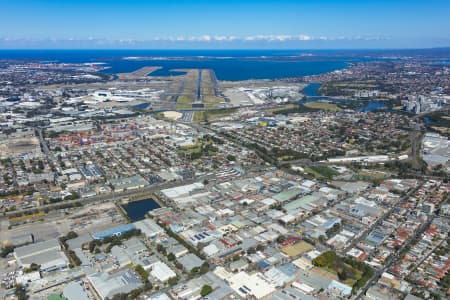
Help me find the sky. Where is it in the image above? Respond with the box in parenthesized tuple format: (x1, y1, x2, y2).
(0, 0, 449, 49)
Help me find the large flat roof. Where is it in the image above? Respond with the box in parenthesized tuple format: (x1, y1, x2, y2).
(14, 238, 60, 259)
(63, 282, 90, 300)
(91, 224, 136, 240)
(150, 261, 177, 282)
(228, 271, 276, 299)
(134, 219, 163, 237)
(161, 182, 204, 199)
(88, 269, 143, 300)
(178, 253, 203, 271)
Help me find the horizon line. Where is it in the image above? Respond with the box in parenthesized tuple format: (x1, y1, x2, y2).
(0, 46, 450, 51)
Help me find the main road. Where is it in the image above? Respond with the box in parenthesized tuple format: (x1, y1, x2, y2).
(3, 162, 269, 218)
(3, 177, 200, 218)
(353, 188, 447, 300)
(353, 213, 437, 300)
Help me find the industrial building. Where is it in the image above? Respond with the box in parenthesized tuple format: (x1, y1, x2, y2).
(14, 239, 68, 272)
(150, 261, 177, 282)
(63, 281, 90, 300)
(87, 268, 143, 300)
(177, 253, 203, 272)
(134, 219, 164, 239)
(91, 223, 136, 240)
(109, 175, 148, 192)
(226, 270, 276, 299)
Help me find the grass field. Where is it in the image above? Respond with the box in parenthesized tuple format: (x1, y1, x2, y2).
(193, 108, 238, 122)
(304, 101, 341, 111)
(201, 70, 221, 103)
(207, 108, 237, 118)
(203, 95, 224, 104)
(355, 170, 388, 181)
(193, 111, 206, 122)
(177, 95, 194, 103)
(178, 139, 218, 159)
(305, 165, 339, 180)
(179, 143, 202, 154)
(264, 103, 298, 114)
(313, 251, 374, 292)
(174, 103, 192, 109)
(265, 103, 324, 115)
(171, 69, 198, 107)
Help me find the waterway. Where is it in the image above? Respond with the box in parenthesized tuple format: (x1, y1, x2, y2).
(0, 49, 350, 81)
(132, 102, 151, 110)
(122, 198, 161, 222)
(299, 83, 387, 112)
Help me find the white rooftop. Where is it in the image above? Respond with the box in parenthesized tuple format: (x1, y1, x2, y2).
(228, 271, 276, 299)
(161, 182, 204, 199)
(150, 261, 176, 282)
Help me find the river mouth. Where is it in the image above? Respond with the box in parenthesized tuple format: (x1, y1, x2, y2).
(122, 199, 161, 222)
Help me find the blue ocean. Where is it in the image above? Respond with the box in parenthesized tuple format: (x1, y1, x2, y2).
(0, 49, 351, 81)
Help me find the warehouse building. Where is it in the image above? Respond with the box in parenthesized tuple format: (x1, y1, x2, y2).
(91, 224, 136, 240)
(63, 281, 90, 300)
(14, 239, 68, 272)
(150, 261, 177, 282)
(227, 271, 276, 299)
(3, 232, 34, 247)
(161, 182, 204, 199)
(87, 268, 143, 300)
(134, 219, 164, 239)
(178, 253, 203, 272)
(109, 175, 148, 192)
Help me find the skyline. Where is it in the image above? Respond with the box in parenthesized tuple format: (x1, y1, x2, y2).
(0, 0, 450, 49)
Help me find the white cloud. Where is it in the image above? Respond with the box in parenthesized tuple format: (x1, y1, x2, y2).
(0, 34, 390, 45)
(243, 35, 312, 41)
(143, 34, 384, 42)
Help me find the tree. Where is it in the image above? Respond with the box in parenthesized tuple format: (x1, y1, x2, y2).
(312, 251, 337, 268)
(200, 262, 209, 274)
(168, 276, 179, 286)
(25, 263, 41, 273)
(67, 250, 81, 266)
(276, 235, 286, 244)
(167, 253, 176, 261)
(89, 240, 101, 253)
(37, 160, 45, 170)
(144, 281, 153, 292)
(157, 244, 166, 254)
(0, 245, 15, 258)
(15, 284, 28, 300)
(105, 239, 122, 253)
(66, 231, 78, 239)
(200, 285, 213, 297)
(226, 154, 236, 161)
(135, 265, 149, 282)
(111, 293, 128, 300)
(128, 289, 142, 299)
